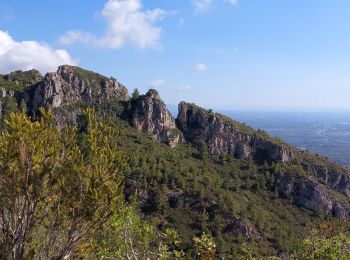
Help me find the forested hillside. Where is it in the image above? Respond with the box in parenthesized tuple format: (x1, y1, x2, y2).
(1, 65, 350, 259)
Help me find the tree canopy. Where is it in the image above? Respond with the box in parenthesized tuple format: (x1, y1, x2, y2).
(0, 108, 125, 259)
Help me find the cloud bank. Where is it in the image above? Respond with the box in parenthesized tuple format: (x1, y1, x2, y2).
(0, 31, 75, 74)
(59, 0, 165, 49)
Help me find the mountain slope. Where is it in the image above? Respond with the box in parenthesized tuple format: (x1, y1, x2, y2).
(1, 65, 350, 256)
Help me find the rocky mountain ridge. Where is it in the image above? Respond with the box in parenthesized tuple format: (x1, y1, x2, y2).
(1, 65, 350, 220)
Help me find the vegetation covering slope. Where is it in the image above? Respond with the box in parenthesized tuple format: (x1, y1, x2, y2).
(99, 113, 345, 256)
(1, 66, 350, 259)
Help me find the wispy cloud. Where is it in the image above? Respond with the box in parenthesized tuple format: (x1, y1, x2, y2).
(59, 0, 166, 49)
(192, 0, 213, 13)
(150, 78, 165, 87)
(0, 31, 76, 74)
(196, 63, 208, 72)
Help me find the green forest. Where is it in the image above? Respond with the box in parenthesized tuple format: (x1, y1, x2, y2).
(0, 107, 349, 259)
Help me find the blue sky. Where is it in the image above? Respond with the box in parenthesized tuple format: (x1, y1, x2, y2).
(1, 0, 350, 111)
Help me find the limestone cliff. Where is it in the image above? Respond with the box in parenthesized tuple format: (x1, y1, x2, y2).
(31, 65, 129, 112)
(130, 89, 183, 148)
(176, 101, 294, 162)
(277, 172, 348, 218)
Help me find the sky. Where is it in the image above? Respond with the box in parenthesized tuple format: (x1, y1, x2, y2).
(1, 0, 350, 111)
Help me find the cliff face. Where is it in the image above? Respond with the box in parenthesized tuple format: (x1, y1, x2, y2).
(277, 172, 348, 218)
(130, 89, 183, 148)
(312, 162, 350, 198)
(31, 65, 129, 112)
(176, 101, 294, 163)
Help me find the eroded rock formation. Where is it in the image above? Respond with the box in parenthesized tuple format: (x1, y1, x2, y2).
(130, 89, 183, 148)
(176, 101, 294, 162)
(277, 172, 349, 218)
(32, 65, 129, 112)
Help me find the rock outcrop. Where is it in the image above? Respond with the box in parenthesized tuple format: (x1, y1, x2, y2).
(31, 65, 129, 112)
(309, 161, 350, 199)
(176, 101, 294, 162)
(277, 172, 349, 218)
(130, 89, 183, 147)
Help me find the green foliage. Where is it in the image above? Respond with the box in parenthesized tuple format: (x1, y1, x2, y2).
(296, 220, 350, 260)
(297, 234, 350, 260)
(131, 88, 140, 99)
(158, 229, 185, 259)
(0, 70, 42, 92)
(0, 108, 125, 259)
(193, 232, 216, 260)
(231, 243, 254, 260)
(1, 96, 19, 123)
(90, 206, 156, 259)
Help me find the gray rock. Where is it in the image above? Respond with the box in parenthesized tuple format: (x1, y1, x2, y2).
(32, 65, 129, 111)
(130, 89, 183, 147)
(21, 65, 129, 128)
(310, 162, 350, 199)
(277, 172, 349, 218)
(32, 65, 129, 112)
(0, 88, 6, 98)
(176, 101, 294, 162)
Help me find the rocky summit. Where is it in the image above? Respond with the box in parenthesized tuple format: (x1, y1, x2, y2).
(1, 65, 350, 255)
(130, 89, 183, 148)
(32, 65, 129, 112)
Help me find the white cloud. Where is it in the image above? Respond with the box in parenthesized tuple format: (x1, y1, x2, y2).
(225, 0, 238, 5)
(0, 31, 76, 74)
(196, 63, 208, 72)
(58, 31, 94, 45)
(151, 78, 165, 87)
(59, 0, 165, 49)
(171, 85, 192, 91)
(192, 0, 213, 13)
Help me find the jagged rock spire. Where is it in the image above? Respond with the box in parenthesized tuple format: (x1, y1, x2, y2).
(130, 89, 183, 148)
